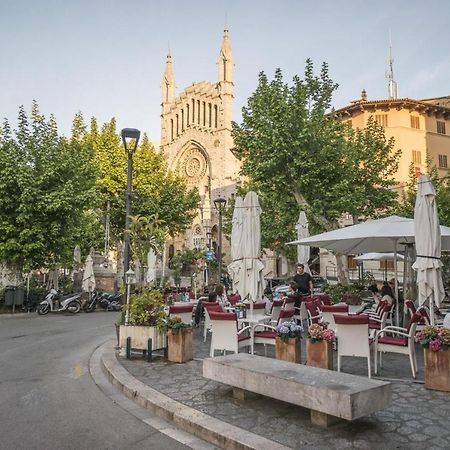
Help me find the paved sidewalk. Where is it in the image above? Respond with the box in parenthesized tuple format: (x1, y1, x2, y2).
(112, 327, 450, 450)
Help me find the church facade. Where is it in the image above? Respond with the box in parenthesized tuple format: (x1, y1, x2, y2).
(160, 27, 241, 260)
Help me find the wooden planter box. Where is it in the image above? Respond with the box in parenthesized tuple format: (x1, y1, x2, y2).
(275, 336, 301, 363)
(167, 328, 193, 363)
(425, 348, 450, 392)
(119, 325, 167, 351)
(307, 340, 333, 370)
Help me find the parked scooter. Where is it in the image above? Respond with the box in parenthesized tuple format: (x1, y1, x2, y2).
(98, 292, 123, 311)
(37, 289, 81, 315)
(82, 290, 102, 313)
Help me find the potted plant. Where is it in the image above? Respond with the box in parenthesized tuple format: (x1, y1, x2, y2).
(275, 321, 303, 363)
(416, 325, 450, 391)
(166, 316, 193, 363)
(119, 287, 167, 352)
(306, 323, 336, 369)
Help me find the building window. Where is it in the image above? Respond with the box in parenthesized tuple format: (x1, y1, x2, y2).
(186, 104, 190, 126)
(375, 114, 388, 127)
(410, 115, 420, 129)
(176, 114, 179, 136)
(347, 256, 357, 270)
(192, 99, 195, 124)
(170, 119, 173, 141)
(412, 150, 422, 165)
(181, 109, 184, 131)
(197, 100, 200, 124)
(208, 103, 212, 127)
(203, 101, 206, 126)
(439, 154, 448, 169)
(437, 121, 446, 135)
(214, 105, 218, 128)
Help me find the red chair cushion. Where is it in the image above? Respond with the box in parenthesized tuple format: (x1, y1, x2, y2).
(378, 336, 408, 346)
(322, 304, 348, 313)
(238, 335, 251, 342)
(169, 304, 194, 314)
(368, 320, 381, 330)
(334, 314, 369, 325)
(209, 311, 236, 321)
(279, 309, 295, 320)
(272, 300, 284, 307)
(228, 294, 241, 305)
(252, 302, 266, 309)
(254, 330, 277, 339)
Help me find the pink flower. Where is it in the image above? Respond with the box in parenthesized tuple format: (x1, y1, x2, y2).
(429, 339, 442, 352)
(322, 329, 336, 342)
(415, 331, 424, 343)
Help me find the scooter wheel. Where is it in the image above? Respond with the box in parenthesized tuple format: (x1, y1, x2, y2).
(37, 304, 50, 315)
(67, 301, 81, 314)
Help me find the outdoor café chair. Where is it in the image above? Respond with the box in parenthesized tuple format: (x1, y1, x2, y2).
(268, 299, 284, 325)
(209, 311, 252, 357)
(252, 309, 296, 355)
(405, 300, 426, 330)
(374, 312, 422, 378)
(321, 304, 348, 334)
(203, 302, 223, 342)
(334, 314, 372, 378)
(227, 293, 241, 305)
(417, 305, 444, 326)
(306, 301, 322, 326)
(168, 303, 194, 325)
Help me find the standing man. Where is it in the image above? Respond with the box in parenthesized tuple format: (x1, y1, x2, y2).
(293, 264, 313, 296)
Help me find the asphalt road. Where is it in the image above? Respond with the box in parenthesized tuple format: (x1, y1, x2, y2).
(0, 312, 190, 450)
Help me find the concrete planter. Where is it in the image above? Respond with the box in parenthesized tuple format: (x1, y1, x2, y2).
(119, 325, 167, 351)
(275, 336, 301, 363)
(167, 328, 193, 363)
(307, 340, 333, 370)
(425, 348, 450, 392)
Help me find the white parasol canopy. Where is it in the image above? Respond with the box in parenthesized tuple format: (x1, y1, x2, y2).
(146, 248, 157, 284)
(412, 175, 445, 325)
(295, 211, 311, 274)
(241, 192, 265, 308)
(288, 215, 450, 253)
(227, 196, 245, 293)
(82, 255, 96, 293)
(354, 253, 405, 261)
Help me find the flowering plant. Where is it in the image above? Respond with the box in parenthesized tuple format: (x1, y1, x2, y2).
(276, 321, 303, 343)
(415, 325, 450, 352)
(307, 323, 336, 343)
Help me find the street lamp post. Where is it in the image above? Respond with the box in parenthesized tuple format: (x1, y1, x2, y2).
(206, 230, 213, 287)
(121, 128, 141, 285)
(124, 268, 136, 326)
(213, 197, 227, 285)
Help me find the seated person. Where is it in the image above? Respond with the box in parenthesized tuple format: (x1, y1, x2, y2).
(194, 291, 218, 326)
(380, 284, 395, 306)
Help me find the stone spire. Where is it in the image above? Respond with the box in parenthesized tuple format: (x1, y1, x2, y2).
(217, 25, 234, 131)
(217, 25, 233, 85)
(161, 50, 175, 106)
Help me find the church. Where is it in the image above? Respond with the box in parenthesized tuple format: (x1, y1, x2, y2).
(160, 27, 241, 263)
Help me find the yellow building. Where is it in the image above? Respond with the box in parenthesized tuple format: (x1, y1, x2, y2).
(336, 93, 450, 185)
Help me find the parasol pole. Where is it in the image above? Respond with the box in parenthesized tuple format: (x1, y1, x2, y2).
(394, 240, 399, 326)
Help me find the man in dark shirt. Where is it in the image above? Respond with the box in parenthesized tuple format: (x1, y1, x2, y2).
(293, 264, 313, 296)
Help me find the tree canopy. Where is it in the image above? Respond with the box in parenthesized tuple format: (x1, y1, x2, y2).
(232, 61, 401, 257)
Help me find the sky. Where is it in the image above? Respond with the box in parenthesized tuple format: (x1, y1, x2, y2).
(1, 0, 450, 142)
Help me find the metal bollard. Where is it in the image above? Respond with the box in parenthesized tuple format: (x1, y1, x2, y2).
(126, 336, 131, 359)
(147, 338, 153, 362)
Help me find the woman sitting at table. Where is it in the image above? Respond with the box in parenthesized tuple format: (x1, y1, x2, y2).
(216, 284, 229, 308)
(380, 283, 395, 306)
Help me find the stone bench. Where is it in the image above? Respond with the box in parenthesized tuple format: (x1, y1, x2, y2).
(203, 353, 391, 427)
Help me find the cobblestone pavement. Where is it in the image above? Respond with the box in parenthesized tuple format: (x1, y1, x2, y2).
(119, 326, 450, 450)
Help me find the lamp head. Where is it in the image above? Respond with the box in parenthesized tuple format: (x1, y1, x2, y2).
(213, 197, 227, 212)
(121, 128, 141, 154)
(125, 268, 136, 285)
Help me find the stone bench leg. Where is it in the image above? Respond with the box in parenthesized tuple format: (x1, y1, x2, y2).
(310, 410, 341, 428)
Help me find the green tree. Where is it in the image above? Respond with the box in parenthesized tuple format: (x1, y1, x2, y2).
(0, 103, 99, 278)
(232, 62, 401, 278)
(90, 120, 200, 259)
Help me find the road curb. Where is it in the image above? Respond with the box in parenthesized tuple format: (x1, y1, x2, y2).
(99, 341, 290, 450)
